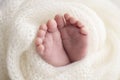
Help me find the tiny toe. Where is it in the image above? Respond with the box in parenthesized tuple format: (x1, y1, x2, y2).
(35, 38, 43, 46)
(64, 13, 71, 21)
(47, 19, 57, 32)
(55, 14, 65, 29)
(40, 24, 47, 31)
(69, 17, 77, 25)
(37, 30, 46, 39)
(37, 44, 45, 55)
(76, 21, 84, 28)
(80, 27, 88, 35)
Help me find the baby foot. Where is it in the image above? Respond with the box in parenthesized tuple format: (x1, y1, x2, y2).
(35, 19, 70, 67)
(55, 13, 88, 62)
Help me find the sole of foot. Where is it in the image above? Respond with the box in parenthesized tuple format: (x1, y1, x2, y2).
(35, 19, 70, 67)
(55, 13, 88, 62)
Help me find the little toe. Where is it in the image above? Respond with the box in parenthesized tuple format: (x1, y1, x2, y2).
(36, 44, 45, 55)
(47, 19, 58, 33)
(55, 14, 65, 29)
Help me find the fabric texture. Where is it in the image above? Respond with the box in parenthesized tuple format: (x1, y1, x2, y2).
(0, 0, 120, 80)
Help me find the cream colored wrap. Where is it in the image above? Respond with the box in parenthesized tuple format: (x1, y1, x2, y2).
(0, 0, 120, 80)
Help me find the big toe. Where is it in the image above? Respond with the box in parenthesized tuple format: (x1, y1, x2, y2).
(47, 19, 58, 33)
(55, 14, 65, 29)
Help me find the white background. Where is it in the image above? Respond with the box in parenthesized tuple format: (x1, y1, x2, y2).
(111, 0, 120, 7)
(0, 0, 120, 7)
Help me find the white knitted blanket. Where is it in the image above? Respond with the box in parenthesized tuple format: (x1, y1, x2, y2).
(0, 0, 120, 80)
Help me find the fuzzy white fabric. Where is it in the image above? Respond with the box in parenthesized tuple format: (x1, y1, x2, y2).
(0, 0, 120, 80)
